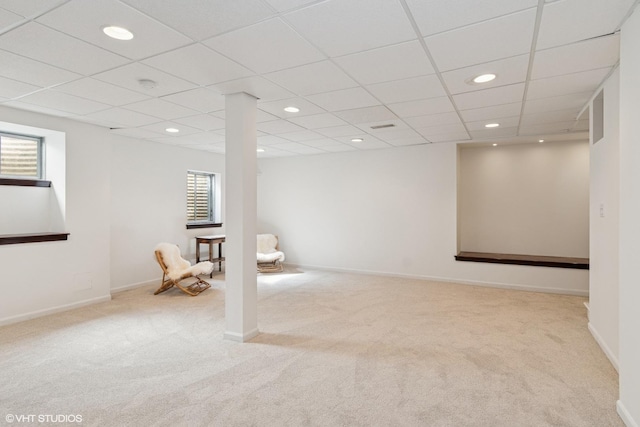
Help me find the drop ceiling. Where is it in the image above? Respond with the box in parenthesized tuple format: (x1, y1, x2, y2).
(0, 0, 637, 157)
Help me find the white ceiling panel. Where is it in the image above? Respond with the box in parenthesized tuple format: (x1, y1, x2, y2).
(531, 34, 620, 80)
(284, 0, 416, 57)
(416, 123, 468, 137)
(0, 0, 66, 18)
(109, 127, 166, 140)
(0, 7, 22, 27)
(335, 106, 398, 125)
(469, 126, 518, 139)
(16, 91, 111, 115)
(258, 98, 326, 119)
(211, 76, 294, 102)
(425, 9, 536, 72)
(139, 121, 202, 137)
(523, 91, 592, 115)
(537, 0, 636, 50)
(93, 62, 197, 97)
(519, 121, 577, 135)
(320, 144, 357, 153)
(366, 75, 447, 104)
(0, 22, 128, 75)
(386, 137, 429, 147)
(204, 18, 325, 74)
(0, 49, 81, 87)
(441, 54, 530, 95)
(82, 107, 161, 128)
(257, 119, 305, 134)
(527, 67, 612, 100)
(143, 44, 254, 86)
(302, 138, 343, 148)
(264, 60, 357, 96)
(453, 83, 525, 110)
(258, 135, 293, 146)
(466, 116, 520, 131)
(427, 132, 471, 143)
(404, 112, 463, 129)
(288, 113, 347, 129)
(315, 125, 364, 138)
(122, 98, 199, 120)
(262, 0, 319, 13)
(387, 96, 456, 118)
(0, 76, 40, 99)
(355, 119, 410, 135)
(405, 0, 537, 37)
(306, 87, 380, 112)
(212, 109, 281, 123)
(53, 78, 150, 106)
(3, 100, 74, 117)
(344, 137, 391, 150)
(459, 102, 523, 122)
(36, 0, 192, 60)
(520, 109, 581, 125)
(121, 0, 275, 41)
(160, 88, 225, 114)
(373, 128, 422, 141)
(333, 40, 435, 85)
(278, 130, 324, 142)
(173, 114, 226, 131)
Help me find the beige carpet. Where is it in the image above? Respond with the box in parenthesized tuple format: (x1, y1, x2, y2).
(0, 269, 622, 427)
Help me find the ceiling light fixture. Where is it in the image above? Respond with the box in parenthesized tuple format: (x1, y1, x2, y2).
(284, 106, 300, 113)
(351, 138, 364, 142)
(165, 128, 180, 133)
(538, 139, 545, 143)
(138, 79, 157, 90)
(492, 143, 498, 147)
(485, 123, 500, 128)
(472, 73, 497, 84)
(102, 26, 134, 41)
(257, 148, 265, 152)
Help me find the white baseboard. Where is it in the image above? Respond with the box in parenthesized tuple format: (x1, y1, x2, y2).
(287, 263, 589, 296)
(0, 295, 112, 327)
(111, 278, 158, 294)
(223, 328, 259, 342)
(618, 400, 639, 427)
(588, 322, 619, 372)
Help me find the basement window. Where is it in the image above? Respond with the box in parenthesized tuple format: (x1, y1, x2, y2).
(0, 132, 44, 180)
(186, 170, 222, 229)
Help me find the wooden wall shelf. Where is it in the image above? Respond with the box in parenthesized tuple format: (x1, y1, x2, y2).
(0, 232, 69, 245)
(455, 251, 589, 270)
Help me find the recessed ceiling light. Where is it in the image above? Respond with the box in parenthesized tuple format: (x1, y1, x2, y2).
(538, 139, 545, 143)
(165, 128, 180, 133)
(468, 73, 497, 85)
(492, 143, 498, 147)
(256, 148, 265, 152)
(485, 123, 500, 128)
(102, 26, 134, 41)
(284, 106, 300, 113)
(351, 138, 364, 142)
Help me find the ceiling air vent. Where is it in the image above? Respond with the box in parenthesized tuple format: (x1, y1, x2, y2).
(370, 124, 395, 130)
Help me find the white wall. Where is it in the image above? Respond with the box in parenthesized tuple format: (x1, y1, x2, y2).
(258, 143, 588, 295)
(618, 6, 640, 426)
(459, 141, 589, 257)
(589, 68, 620, 371)
(109, 139, 225, 291)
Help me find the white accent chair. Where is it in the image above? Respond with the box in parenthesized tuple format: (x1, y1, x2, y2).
(257, 234, 285, 273)
(154, 242, 213, 296)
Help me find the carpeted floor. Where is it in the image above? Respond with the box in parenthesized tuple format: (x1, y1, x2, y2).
(0, 268, 622, 427)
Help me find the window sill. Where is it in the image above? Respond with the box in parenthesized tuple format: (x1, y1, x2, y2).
(0, 178, 51, 187)
(455, 251, 589, 270)
(0, 232, 70, 245)
(186, 222, 223, 230)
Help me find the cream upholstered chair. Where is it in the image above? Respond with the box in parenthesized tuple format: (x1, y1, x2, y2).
(154, 243, 213, 296)
(257, 234, 285, 273)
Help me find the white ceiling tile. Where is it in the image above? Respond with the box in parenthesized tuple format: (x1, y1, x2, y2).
(520, 109, 580, 125)
(346, 137, 391, 150)
(264, 60, 357, 96)
(519, 121, 578, 135)
(427, 132, 471, 143)
(53, 78, 150, 106)
(121, 0, 275, 41)
(0, 76, 40, 99)
(36, 0, 192, 60)
(17, 90, 111, 115)
(366, 75, 446, 104)
(82, 107, 161, 128)
(320, 144, 357, 153)
(258, 98, 326, 118)
(453, 83, 525, 110)
(109, 127, 165, 140)
(333, 40, 435, 85)
(257, 119, 305, 134)
(0, 22, 128, 75)
(469, 126, 518, 139)
(173, 114, 226, 131)
(355, 119, 410, 135)
(262, 0, 318, 12)
(0, 7, 22, 28)
(537, 0, 636, 50)
(123, 98, 199, 120)
(286, 145, 325, 155)
(523, 92, 592, 115)
(306, 87, 380, 111)
(0, 0, 66, 18)
(334, 106, 398, 124)
(373, 128, 422, 141)
(531, 34, 620, 79)
(425, 9, 536, 72)
(271, 141, 316, 152)
(284, 0, 416, 57)
(441, 54, 529, 95)
(404, 112, 463, 129)
(278, 130, 324, 142)
(405, 0, 537, 36)
(211, 76, 294, 102)
(139, 121, 202, 137)
(416, 123, 468, 137)
(459, 102, 523, 122)
(143, 44, 253, 86)
(302, 138, 343, 148)
(212, 109, 281, 123)
(315, 125, 364, 138)
(204, 18, 325, 74)
(180, 132, 226, 144)
(3, 100, 75, 117)
(387, 96, 456, 118)
(287, 113, 347, 129)
(527, 67, 611, 100)
(386, 137, 429, 147)
(0, 49, 81, 87)
(257, 135, 293, 146)
(93, 62, 197, 97)
(465, 116, 520, 131)
(160, 88, 225, 113)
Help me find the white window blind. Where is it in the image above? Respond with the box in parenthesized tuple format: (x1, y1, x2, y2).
(187, 171, 215, 222)
(0, 133, 42, 178)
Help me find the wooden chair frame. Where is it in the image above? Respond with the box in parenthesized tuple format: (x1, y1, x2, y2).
(257, 235, 285, 273)
(154, 250, 211, 296)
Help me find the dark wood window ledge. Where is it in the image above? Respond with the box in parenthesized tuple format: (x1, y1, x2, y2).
(455, 251, 589, 270)
(0, 178, 51, 187)
(186, 222, 222, 230)
(0, 232, 70, 245)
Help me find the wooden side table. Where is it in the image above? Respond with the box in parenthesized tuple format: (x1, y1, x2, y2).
(196, 235, 225, 278)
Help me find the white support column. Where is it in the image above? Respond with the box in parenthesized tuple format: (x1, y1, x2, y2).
(223, 92, 259, 342)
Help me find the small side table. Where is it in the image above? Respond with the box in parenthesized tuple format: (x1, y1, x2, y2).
(196, 235, 225, 278)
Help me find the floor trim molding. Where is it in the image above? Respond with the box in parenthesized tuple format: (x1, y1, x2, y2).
(588, 322, 619, 372)
(0, 295, 112, 327)
(223, 328, 260, 343)
(617, 400, 639, 427)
